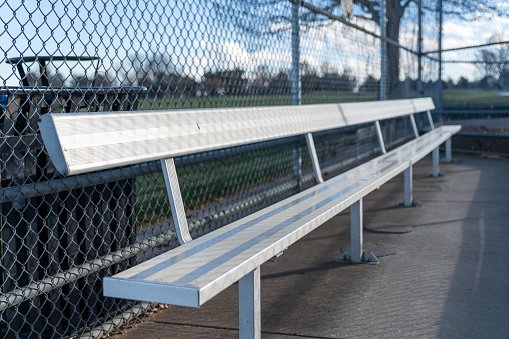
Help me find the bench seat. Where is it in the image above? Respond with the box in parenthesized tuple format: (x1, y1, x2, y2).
(103, 125, 460, 308)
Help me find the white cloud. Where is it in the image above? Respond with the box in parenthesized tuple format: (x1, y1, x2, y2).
(250, 50, 292, 71)
(198, 41, 252, 69)
(496, 2, 509, 9)
(190, 41, 253, 80)
(443, 22, 477, 40)
(298, 18, 381, 81)
(442, 15, 509, 50)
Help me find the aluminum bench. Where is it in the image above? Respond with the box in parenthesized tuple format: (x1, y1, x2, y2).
(38, 98, 460, 339)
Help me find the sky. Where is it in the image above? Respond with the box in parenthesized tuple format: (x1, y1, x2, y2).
(1, 0, 508, 88)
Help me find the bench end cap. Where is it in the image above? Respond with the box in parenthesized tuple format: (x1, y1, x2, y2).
(38, 114, 70, 176)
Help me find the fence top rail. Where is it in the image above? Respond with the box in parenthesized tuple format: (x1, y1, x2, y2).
(38, 97, 434, 176)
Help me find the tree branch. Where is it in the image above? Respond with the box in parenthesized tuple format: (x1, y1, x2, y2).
(401, 0, 415, 11)
(354, 0, 379, 23)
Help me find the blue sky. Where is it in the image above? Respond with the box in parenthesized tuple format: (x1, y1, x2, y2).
(1, 0, 507, 88)
(0, 0, 211, 86)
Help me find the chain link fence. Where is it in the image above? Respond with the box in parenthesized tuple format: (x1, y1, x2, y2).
(438, 10, 509, 156)
(0, 0, 507, 338)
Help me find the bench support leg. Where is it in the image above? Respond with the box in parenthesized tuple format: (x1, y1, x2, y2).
(433, 147, 439, 176)
(397, 163, 422, 207)
(336, 199, 379, 265)
(351, 199, 363, 263)
(239, 267, 261, 339)
(443, 138, 452, 163)
(427, 147, 445, 177)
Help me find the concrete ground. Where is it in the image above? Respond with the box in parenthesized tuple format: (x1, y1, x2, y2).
(114, 153, 509, 339)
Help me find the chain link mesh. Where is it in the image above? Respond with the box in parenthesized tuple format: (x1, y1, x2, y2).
(0, 0, 506, 337)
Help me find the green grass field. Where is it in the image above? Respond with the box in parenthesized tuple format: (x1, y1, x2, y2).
(140, 89, 508, 111)
(135, 144, 299, 225)
(134, 89, 507, 225)
(140, 92, 379, 110)
(442, 89, 509, 105)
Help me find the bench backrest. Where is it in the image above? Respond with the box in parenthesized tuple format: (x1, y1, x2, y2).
(38, 98, 434, 176)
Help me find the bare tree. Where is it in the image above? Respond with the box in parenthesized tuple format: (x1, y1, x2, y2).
(201, 68, 248, 95)
(212, 0, 504, 98)
(477, 34, 509, 83)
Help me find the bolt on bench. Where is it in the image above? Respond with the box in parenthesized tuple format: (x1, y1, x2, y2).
(38, 98, 460, 339)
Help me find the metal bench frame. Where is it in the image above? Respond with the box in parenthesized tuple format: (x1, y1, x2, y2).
(38, 98, 460, 339)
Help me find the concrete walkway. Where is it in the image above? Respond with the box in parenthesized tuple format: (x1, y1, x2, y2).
(114, 154, 509, 339)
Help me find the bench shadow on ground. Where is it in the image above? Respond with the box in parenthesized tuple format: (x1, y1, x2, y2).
(435, 156, 509, 338)
(116, 156, 509, 338)
(261, 261, 350, 281)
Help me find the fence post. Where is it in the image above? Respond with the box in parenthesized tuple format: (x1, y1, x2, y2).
(436, 0, 443, 110)
(417, 0, 423, 98)
(291, 1, 302, 189)
(380, 0, 386, 100)
(291, 1, 301, 106)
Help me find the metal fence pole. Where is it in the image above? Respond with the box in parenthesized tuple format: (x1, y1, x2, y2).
(380, 0, 386, 100)
(291, 2, 301, 106)
(437, 0, 443, 109)
(291, 1, 302, 189)
(417, 0, 423, 98)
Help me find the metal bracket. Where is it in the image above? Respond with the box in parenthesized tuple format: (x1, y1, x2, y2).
(427, 110, 435, 130)
(427, 171, 445, 177)
(410, 114, 419, 138)
(270, 248, 287, 262)
(337, 251, 379, 265)
(396, 199, 423, 208)
(375, 120, 387, 154)
(305, 133, 324, 183)
(161, 158, 193, 245)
